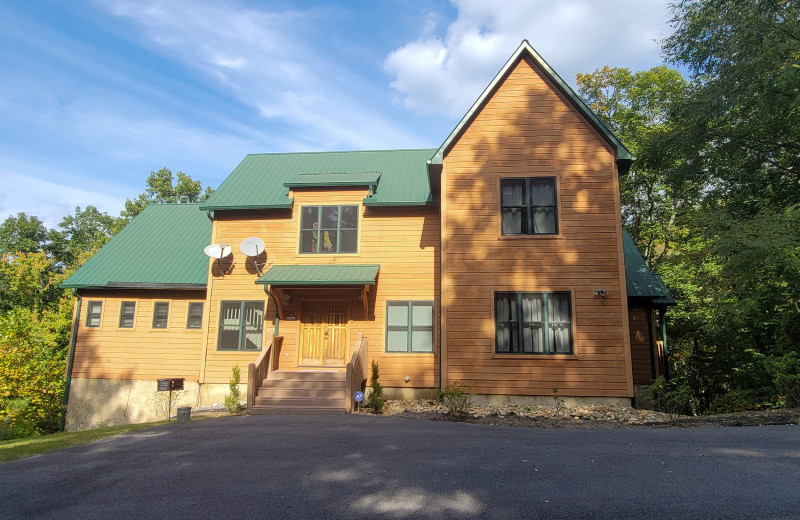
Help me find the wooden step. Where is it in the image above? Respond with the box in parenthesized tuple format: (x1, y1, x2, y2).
(268, 370, 346, 382)
(260, 379, 346, 391)
(249, 405, 346, 415)
(257, 387, 344, 399)
(254, 396, 342, 408)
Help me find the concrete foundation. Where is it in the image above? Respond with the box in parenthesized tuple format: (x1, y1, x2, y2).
(468, 394, 632, 408)
(382, 387, 439, 401)
(65, 378, 246, 431)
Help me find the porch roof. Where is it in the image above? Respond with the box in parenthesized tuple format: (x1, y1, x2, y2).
(255, 264, 380, 286)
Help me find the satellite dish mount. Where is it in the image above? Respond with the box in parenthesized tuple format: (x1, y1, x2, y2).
(240, 237, 266, 274)
(203, 243, 233, 276)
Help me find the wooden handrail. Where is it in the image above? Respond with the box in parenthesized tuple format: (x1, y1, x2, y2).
(247, 336, 283, 413)
(344, 334, 369, 413)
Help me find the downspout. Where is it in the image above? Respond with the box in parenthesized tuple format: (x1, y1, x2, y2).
(59, 290, 81, 432)
(661, 308, 669, 380)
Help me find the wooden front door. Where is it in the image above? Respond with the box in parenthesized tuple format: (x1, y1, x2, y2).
(300, 301, 348, 367)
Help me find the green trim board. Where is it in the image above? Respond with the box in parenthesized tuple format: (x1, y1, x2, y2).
(284, 172, 382, 188)
(201, 149, 436, 210)
(61, 204, 212, 289)
(428, 40, 633, 170)
(623, 230, 675, 304)
(256, 264, 380, 286)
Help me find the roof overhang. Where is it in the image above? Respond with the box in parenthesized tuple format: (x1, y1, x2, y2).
(62, 282, 207, 290)
(427, 40, 633, 175)
(284, 172, 381, 188)
(256, 264, 379, 286)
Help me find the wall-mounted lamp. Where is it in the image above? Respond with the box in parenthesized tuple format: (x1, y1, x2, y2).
(594, 288, 609, 298)
(284, 292, 292, 304)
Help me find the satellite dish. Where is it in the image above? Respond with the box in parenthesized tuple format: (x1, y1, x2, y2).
(203, 243, 232, 259)
(240, 237, 265, 257)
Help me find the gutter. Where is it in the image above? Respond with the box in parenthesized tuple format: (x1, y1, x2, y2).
(59, 290, 81, 432)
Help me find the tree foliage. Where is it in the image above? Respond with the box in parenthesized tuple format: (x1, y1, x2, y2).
(121, 168, 214, 223)
(0, 213, 48, 255)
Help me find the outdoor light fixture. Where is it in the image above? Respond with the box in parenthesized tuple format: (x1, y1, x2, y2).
(284, 292, 292, 303)
(594, 288, 609, 298)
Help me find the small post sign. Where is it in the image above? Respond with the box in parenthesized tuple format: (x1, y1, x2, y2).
(354, 391, 364, 412)
(157, 378, 185, 421)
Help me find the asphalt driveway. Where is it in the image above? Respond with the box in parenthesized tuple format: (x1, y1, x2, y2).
(1, 415, 798, 519)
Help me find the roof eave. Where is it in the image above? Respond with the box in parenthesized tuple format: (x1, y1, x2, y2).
(61, 282, 208, 290)
(199, 202, 294, 211)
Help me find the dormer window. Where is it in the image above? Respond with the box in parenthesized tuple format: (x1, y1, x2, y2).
(300, 205, 358, 254)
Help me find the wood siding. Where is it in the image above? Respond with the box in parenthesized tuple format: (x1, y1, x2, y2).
(206, 189, 440, 388)
(441, 56, 633, 397)
(629, 304, 655, 385)
(72, 290, 206, 380)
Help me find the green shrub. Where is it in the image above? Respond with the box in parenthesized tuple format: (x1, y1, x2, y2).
(367, 360, 385, 413)
(438, 381, 472, 416)
(646, 376, 694, 420)
(770, 352, 800, 408)
(0, 399, 38, 440)
(707, 387, 778, 414)
(224, 364, 242, 414)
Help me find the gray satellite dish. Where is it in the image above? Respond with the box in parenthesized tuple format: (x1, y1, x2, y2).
(203, 243, 232, 259)
(240, 237, 265, 257)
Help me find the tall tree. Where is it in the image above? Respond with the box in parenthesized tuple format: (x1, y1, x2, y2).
(0, 213, 48, 255)
(47, 206, 117, 269)
(576, 65, 692, 268)
(120, 168, 214, 223)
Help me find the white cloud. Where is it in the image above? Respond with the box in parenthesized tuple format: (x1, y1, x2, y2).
(0, 169, 127, 228)
(102, 0, 426, 150)
(384, 0, 673, 117)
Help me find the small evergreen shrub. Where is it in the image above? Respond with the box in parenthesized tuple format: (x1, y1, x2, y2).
(224, 364, 242, 414)
(439, 381, 472, 416)
(367, 360, 385, 413)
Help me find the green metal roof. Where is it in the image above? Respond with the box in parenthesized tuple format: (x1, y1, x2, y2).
(256, 264, 380, 286)
(429, 40, 633, 172)
(284, 172, 382, 188)
(623, 230, 675, 304)
(200, 150, 437, 211)
(62, 204, 212, 289)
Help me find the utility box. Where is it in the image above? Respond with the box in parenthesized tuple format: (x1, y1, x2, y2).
(157, 378, 185, 392)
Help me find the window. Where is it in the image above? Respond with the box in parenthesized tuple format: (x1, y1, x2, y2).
(119, 301, 136, 328)
(386, 301, 434, 353)
(495, 292, 572, 354)
(152, 302, 169, 329)
(85, 301, 102, 327)
(218, 301, 264, 350)
(500, 177, 558, 235)
(187, 302, 204, 329)
(300, 205, 358, 254)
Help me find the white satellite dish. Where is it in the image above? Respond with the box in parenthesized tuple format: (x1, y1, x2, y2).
(240, 237, 265, 257)
(203, 243, 232, 259)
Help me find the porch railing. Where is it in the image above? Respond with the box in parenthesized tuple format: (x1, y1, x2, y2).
(247, 335, 283, 413)
(344, 333, 369, 413)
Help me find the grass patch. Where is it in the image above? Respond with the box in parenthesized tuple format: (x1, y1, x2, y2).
(0, 421, 167, 463)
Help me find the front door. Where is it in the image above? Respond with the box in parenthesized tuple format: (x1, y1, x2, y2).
(300, 301, 348, 367)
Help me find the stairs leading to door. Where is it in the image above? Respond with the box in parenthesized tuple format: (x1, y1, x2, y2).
(249, 369, 347, 415)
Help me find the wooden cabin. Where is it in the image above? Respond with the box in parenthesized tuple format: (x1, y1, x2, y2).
(62, 41, 673, 429)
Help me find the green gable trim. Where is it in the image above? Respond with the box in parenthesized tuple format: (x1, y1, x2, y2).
(201, 149, 436, 211)
(284, 172, 382, 188)
(256, 264, 379, 286)
(429, 40, 633, 169)
(623, 230, 675, 304)
(61, 204, 212, 289)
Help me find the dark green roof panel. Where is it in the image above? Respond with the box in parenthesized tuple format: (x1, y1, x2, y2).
(201, 149, 437, 210)
(623, 230, 675, 304)
(256, 264, 379, 286)
(62, 204, 212, 289)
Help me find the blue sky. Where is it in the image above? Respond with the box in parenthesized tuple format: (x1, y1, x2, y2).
(0, 0, 674, 227)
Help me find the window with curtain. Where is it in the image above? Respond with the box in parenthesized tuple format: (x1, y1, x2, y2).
(495, 292, 572, 354)
(85, 301, 102, 327)
(187, 302, 203, 329)
(152, 302, 169, 329)
(385, 301, 434, 353)
(500, 177, 558, 235)
(119, 301, 136, 328)
(299, 205, 358, 254)
(218, 301, 264, 351)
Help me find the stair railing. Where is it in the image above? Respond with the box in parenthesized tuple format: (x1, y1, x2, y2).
(247, 335, 284, 413)
(344, 334, 369, 413)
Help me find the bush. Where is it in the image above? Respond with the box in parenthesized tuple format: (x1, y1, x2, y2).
(224, 364, 242, 414)
(770, 352, 800, 408)
(366, 360, 385, 413)
(646, 376, 694, 419)
(0, 399, 38, 440)
(707, 387, 778, 414)
(438, 381, 472, 416)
